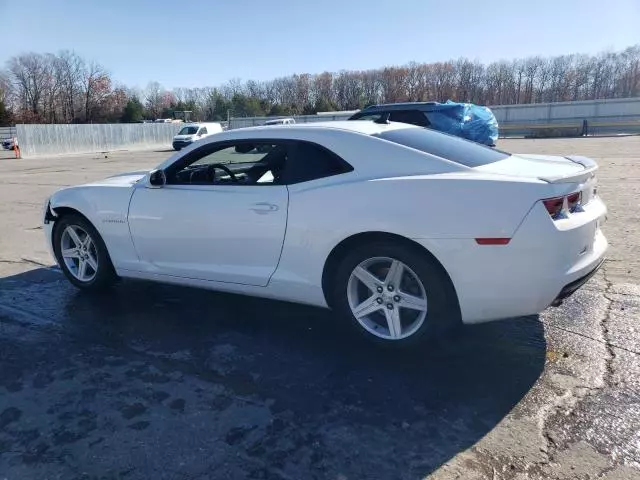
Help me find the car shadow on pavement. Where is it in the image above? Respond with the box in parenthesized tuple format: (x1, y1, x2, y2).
(0, 268, 546, 479)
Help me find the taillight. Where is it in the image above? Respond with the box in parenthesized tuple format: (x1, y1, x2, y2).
(542, 192, 582, 220)
(543, 196, 565, 219)
(567, 192, 582, 212)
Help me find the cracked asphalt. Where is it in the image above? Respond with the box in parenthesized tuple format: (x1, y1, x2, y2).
(0, 137, 639, 480)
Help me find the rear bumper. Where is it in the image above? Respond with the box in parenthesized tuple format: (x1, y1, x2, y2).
(413, 196, 608, 324)
(554, 257, 605, 303)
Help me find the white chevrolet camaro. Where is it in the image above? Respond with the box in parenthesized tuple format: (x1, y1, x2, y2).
(43, 121, 607, 346)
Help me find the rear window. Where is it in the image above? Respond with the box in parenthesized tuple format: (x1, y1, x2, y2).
(375, 128, 509, 167)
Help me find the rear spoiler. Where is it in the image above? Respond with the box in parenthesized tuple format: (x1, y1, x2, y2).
(538, 155, 598, 184)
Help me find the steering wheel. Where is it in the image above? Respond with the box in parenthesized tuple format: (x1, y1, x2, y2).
(207, 163, 238, 183)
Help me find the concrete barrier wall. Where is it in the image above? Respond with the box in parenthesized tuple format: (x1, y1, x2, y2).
(16, 123, 183, 158)
(15, 97, 640, 157)
(491, 97, 640, 125)
(229, 98, 640, 136)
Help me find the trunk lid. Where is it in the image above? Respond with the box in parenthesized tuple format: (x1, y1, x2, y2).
(475, 154, 597, 184)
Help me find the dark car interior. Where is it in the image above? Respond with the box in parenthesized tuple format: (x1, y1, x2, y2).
(173, 144, 288, 185)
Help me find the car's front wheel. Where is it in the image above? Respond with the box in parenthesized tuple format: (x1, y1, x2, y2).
(332, 242, 459, 347)
(53, 214, 117, 290)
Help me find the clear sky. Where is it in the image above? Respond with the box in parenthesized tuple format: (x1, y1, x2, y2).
(2, 0, 639, 90)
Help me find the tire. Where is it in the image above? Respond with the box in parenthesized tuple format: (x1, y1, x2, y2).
(52, 213, 118, 290)
(330, 241, 460, 348)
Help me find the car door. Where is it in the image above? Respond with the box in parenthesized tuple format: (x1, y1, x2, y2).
(127, 140, 289, 287)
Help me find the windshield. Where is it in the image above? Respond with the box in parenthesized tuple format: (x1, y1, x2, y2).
(178, 126, 199, 135)
(374, 128, 510, 167)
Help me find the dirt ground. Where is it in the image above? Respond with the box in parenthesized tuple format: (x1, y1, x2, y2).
(0, 137, 639, 480)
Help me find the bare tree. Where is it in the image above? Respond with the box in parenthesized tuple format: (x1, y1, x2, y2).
(333, 71, 362, 110)
(0, 71, 11, 104)
(405, 62, 424, 102)
(589, 53, 612, 100)
(245, 80, 263, 99)
(81, 62, 111, 122)
(431, 62, 455, 101)
(144, 81, 165, 118)
(618, 45, 640, 97)
(379, 67, 407, 103)
(312, 72, 334, 108)
(9, 53, 50, 120)
(360, 69, 382, 106)
(4, 44, 640, 124)
(454, 58, 474, 102)
(54, 50, 85, 122)
(221, 77, 244, 100)
(293, 74, 311, 111)
(172, 87, 187, 105)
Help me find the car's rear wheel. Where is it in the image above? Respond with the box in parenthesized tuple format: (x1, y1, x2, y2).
(53, 214, 117, 290)
(331, 242, 459, 347)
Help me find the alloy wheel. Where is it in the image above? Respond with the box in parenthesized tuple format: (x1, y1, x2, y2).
(346, 256, 428, 340)
(60, 225, 99, 282)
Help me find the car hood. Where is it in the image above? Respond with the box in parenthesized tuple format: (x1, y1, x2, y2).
(174, 134, 195, 141)
(474, 154, 597, 183)
(85, 171, 149, 187)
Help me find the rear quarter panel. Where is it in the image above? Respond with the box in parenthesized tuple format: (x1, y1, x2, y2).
(274, 172, 551, 295)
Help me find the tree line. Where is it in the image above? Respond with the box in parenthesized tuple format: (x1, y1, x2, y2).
(1, 45, 639, 125)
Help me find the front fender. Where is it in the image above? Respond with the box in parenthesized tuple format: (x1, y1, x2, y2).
(49, 187, 101, 225)
(46, 186, 140, 272)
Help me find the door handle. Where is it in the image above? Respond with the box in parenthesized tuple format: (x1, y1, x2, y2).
(250, 202, 279, 215)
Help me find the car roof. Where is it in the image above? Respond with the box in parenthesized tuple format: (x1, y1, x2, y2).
(232, 120, 417, 136)
(156, 119, 473, 179)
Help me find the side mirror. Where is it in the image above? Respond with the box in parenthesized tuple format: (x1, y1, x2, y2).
(148, 169, 166, 188)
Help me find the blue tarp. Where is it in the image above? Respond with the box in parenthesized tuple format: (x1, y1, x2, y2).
(424, 101, 499, 146)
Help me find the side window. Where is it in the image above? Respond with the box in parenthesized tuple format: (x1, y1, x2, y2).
(389, 110, 430, 127)
(199, 127, 208, 135)
(280, 142, 352, 185)
(168, 141, 289, 186)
